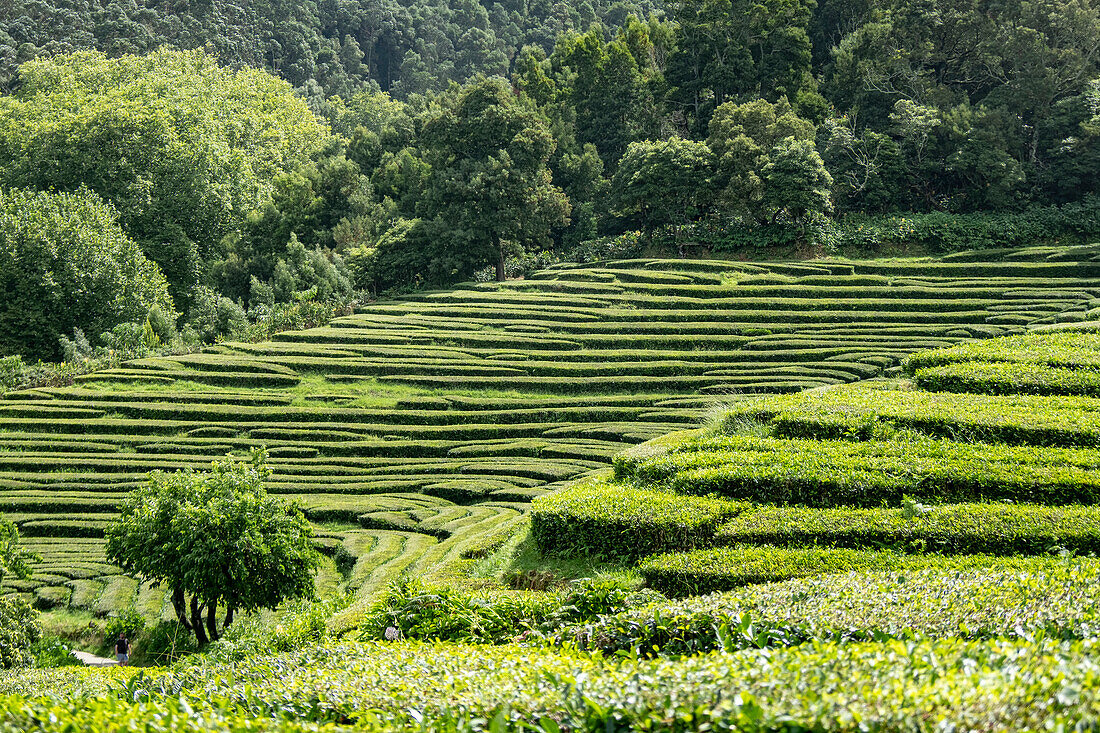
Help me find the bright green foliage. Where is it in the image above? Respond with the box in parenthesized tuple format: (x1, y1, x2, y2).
(0, 597, 38, 669)
(618, 433, 1100, 506)
(610, 138, 715, 232)
(904, 328, 1100, 399)
(723, 382, 1100, 446)
(0, 513, 37, 670)
(718, 502, 1100, 555)
(905, 331, 1100, 372)
(0, 187, 175, 361)
(6, 637, 1100, 730)
(914, 361, 1100, 397)
(572, 559, 1100, 655)
(640, 544, 902, 594)
(0, 49, 331, 298)
(104, 449, 320, 646)
(531, 479, 744, 559)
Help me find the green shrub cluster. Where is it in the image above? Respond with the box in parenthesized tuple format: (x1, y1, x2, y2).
(530, 480, 745, 559)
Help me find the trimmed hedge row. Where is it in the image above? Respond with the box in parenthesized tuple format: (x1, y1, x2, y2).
(904, 330, 1100, 372)
(913, 361, 1100, 396)
(568, 559, 1100, 655)
(716, 502, 1100, 555)
(639, 544, 901, 595)
(530, 480, 745, 559)
(722, 383, 1100, 447)
(616, 434, 1100, 506)
(638, 544, 1100, 597)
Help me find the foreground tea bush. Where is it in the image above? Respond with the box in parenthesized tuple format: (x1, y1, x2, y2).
(570, 560, 1100, 655)
(4, 637, 1100, 731)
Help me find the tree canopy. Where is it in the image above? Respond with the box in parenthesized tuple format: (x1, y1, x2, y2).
(419, 77, 570, 282)
(0, 187, 175, 361)
(105, 449, 320, 646)
(0, 49, 332, 301)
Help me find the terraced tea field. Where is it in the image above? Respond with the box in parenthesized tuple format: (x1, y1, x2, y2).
(3, 257, 1100, 617)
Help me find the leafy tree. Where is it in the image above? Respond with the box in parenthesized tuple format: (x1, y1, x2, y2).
(105, 450, 320, 646)
(761, 138, 833, 221)
(707, 97, 821, 223)
(665, 0, 814, 135)
(611, 137, 715, 232)
(0, 49, 331, 302)
(0, 187, 175, 361)
(420, 78, 570, 281)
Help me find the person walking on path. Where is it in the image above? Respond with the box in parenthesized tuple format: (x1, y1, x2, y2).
(115, 633, 130, 666)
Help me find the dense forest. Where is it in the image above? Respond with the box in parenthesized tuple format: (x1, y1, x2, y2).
(1, 0, 1099, 363)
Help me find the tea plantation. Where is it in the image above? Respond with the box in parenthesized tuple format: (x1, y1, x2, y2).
(3, 255, 1100, 730)
(2, 256, 1097, 617)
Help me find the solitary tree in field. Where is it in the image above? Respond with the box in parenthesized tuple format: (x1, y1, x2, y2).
(105, 449, 319, 646)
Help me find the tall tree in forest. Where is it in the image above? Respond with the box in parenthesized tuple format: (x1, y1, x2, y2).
(420, 78, 570, 281)
(665, 0, 814, 135)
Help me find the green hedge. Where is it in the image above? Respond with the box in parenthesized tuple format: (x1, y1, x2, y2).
(913, 361, 1100, 396)
(904, 331, 1100, 372)
(639, 544, 902, 595)
(570, 558, 1100, 655)
(717, 502, 1100, 555)
(618, 434, 1100, 506)
(530, 480, 745, 559)
(722, 383, 1100, 447)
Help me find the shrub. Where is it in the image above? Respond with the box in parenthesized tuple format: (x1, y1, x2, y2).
(0, 597, 39, 669)
(530, 480, 745, 559)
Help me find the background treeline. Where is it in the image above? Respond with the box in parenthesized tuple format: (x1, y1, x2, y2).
(1, 0, 1099, 365)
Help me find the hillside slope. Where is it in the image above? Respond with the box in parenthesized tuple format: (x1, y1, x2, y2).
(2, 257, 1100, 616)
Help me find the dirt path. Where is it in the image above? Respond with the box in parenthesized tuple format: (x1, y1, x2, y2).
(72, 650, 118, 666)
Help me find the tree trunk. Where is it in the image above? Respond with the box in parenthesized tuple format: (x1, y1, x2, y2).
(172, 587, 192, 632)
(493, 233, 505, 282)
(190, 596, 209, 647)
(224, 604, 235, 629)
(206, 602, 220, 642)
